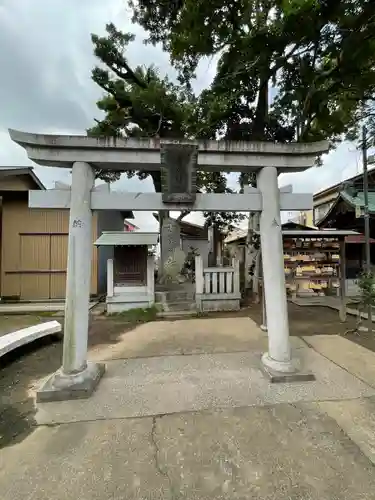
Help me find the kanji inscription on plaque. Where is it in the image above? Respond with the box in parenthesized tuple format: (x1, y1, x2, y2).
(161, 143, 198, 204)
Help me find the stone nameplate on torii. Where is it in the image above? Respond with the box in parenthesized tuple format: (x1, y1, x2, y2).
(161, 143, 198, 205)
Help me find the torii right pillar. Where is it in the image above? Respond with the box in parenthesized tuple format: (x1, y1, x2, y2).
(257, 166, 314, 382)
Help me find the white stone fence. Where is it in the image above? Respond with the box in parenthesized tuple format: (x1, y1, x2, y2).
(195, 256, 240, 312)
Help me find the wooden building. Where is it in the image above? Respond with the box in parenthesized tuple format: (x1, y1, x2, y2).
(313, 167, 375, 225)
(316, 188, 375, 293)
(0, 167, 132, 301)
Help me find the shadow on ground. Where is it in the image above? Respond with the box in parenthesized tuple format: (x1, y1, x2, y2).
(0, 316, 138, 449)
(246, 301, 375, 353)
(88, 317, 138, 348)
(0, 336, 62, 449)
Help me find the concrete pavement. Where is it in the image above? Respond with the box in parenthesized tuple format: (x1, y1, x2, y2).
(2, 316, 375, 499)
(2, 403, 375, 500)
(36, 346, 375, 425)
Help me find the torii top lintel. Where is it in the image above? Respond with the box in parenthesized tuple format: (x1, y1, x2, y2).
(8, 129, 329, 174)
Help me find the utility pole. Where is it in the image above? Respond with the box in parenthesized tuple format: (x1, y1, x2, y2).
(362, 125, 372, 330)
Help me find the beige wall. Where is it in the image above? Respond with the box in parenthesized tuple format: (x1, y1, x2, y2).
(294, 210, 314, 227)
(1, 198, 98, 300)
(313, 190, 339, 223)
(0, 174, 36, 192)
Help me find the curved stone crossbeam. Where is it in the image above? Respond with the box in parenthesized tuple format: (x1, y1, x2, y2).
(9, 128, 329, 173)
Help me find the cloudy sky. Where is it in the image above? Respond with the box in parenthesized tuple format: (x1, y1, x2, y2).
(0, 0, 368, 229)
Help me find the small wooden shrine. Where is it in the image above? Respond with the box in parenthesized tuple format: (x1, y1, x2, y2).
(94, 231, 158, 313)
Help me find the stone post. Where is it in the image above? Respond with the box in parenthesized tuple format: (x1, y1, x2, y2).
(195, 255, 204, 311)
(260, 282, 267, 332)
(159, 217, 182, 284)
(233, 259, 240, 294)
(62, 162, 94, 374)
(36, 161, 105, 402)
(257, 166, 294, 374)
(147, 254, 155, 305)
(107, 258, 114, 298)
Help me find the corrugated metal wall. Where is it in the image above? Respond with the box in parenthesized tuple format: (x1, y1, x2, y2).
(1, 198, 98, 300)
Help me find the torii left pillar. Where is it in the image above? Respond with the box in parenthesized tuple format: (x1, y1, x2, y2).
(36, 162, 105, 402)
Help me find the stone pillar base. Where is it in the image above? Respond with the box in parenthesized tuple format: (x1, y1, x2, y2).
(36, 362, 105, 403)
(261, 352, 315, 383)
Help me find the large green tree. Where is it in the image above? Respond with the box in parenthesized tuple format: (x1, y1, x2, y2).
(89, 23, 244, 230)
(130, 0, 375, 146)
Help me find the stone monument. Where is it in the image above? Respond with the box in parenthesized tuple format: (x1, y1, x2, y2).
(159, 143, 198, 283)
(161, 143, 198, 204)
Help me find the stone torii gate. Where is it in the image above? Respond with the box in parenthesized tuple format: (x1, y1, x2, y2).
(9, 129, 329, 401)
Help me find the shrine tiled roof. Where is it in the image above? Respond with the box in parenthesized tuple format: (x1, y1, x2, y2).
(317, 189, 375, 228)
(340, 190, 375, 214)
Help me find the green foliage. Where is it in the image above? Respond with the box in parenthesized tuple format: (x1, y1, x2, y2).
(358, 271, 375, 309)
(90, 23, 244, 230)
(131, 0, 375, 146)
(92, 1, 375, 228)
(281, 0, 320, 16)
(89, 23, 190, 185)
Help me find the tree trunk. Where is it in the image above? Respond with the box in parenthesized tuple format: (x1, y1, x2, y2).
(246, 51, 269, 299)
(244, 212, 261, 300)
(252, 249, 261, 303)
(252, 71, 269, 140)
(148, 171, 173, 283)
(253, 78, 269, 139)
(150, 171, 187, 284)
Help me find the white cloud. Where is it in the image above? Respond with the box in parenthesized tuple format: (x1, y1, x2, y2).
(0, 0, 219, 229)
(280, 141, 362, 194)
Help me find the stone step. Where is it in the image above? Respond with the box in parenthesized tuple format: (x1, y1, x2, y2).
(155, 291, 195, 303)
(108, 293, 150, 303)
(163, 301, 196, 312)
(157, 310, 197, 319)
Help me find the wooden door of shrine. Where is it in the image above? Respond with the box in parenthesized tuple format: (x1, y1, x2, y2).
(113, 245, 147, 286)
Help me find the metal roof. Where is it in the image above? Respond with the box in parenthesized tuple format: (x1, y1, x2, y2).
(316, 189, 375, 227)
(225, 228, 247, 243)
(314, 166, 375, 199)
(340, 190, 375, 214)
(0, 166, 45, 190)
(281, 229, 359, 237)
(94, 231, 159, 246)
